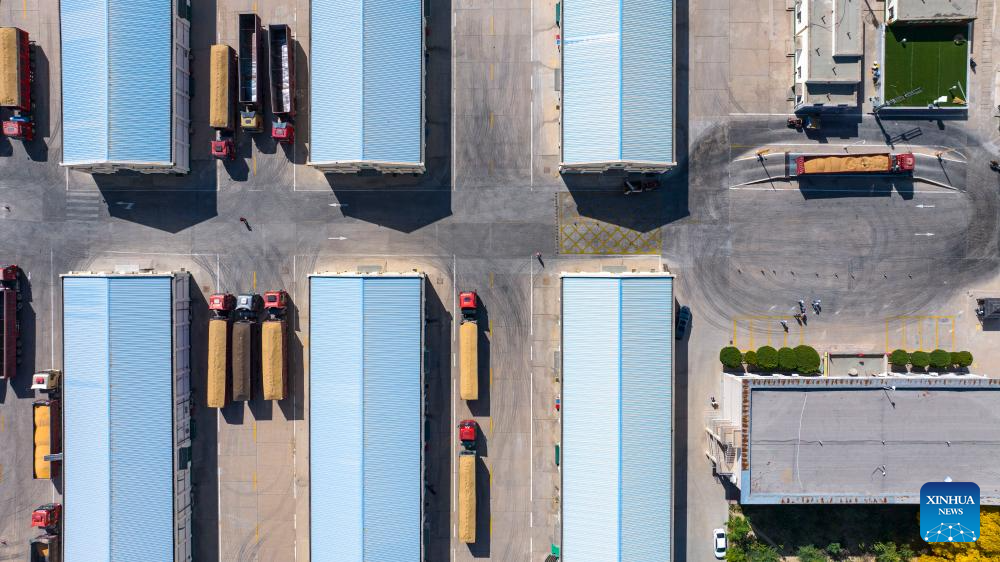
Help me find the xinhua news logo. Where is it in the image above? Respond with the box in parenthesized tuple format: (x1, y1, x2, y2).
(920, 481, 980, 543)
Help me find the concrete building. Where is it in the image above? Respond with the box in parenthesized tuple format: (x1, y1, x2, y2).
(793, 0, 863, 109)
(707, 375, 1000, 505)
(561, 0, 675, 172)
(61, 272, 192, 561)
(308, 273, 425, 561)
(561, 273, 674, 560)
(887, 0, 977, 24)
(309, 0, 425, 173)
(60, 0, 191, 173)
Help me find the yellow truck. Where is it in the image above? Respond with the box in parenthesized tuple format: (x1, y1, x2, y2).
(458, 451, 476, 543)
(792, 152, 915, 175)
(33, 400, 59, 480)
(261, 290, 289, 401)
(207, 294, 235, 408)
(459, 291, 478, 400)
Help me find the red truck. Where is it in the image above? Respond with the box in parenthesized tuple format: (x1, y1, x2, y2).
(792, 153, 915, 176)
(268, 24, 296, 144)
(0, 28, 34, 142)
(1, 264, 21, 380)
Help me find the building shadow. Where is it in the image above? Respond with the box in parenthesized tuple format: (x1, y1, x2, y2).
(278, 297, 302, 421)
(422, 277, 454, 549)
(97, 186, 218, 233)
(329, 188, 452, 233)
(187, 281, 220, 562)
(672, 299, 690, 561)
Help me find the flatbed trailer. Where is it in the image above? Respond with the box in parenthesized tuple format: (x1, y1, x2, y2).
(238, 13, 264, 132)
(268, 24, 295, 143)
(231, 320, 253, 401)
(1, 264, 21, 380)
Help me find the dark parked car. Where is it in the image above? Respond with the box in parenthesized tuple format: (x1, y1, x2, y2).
(676, 306, 691, 340)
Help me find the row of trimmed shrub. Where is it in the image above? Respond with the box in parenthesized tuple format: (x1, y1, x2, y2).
(888, 348, 972, 371)
(720, 345, 821, 374)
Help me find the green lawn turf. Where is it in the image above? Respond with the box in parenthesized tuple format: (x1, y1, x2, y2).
(883, 24, 970, 108)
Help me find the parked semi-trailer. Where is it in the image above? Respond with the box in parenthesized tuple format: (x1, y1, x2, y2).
(458, 420, 477, 543)
(459, 291, 478, 400)
(261, 290, 288, 401)
(0, 27, 33, 142)
(1, 264, 21, 380)
(33, 399, 60, 480)
(238, 13, 264, 132)
(207, 293, 235, 408)
(233, 293, 262, 401)
(268, 24, 295, 144)
(209, 45, 236, 160)
(790, 152, 915, 176)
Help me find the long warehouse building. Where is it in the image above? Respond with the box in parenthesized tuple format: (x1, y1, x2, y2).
(309, 273, 425, 560)
(309, 0, 425, 173)
(561, 0, 675, 172)
(709, 375, 1000, 505)
(561, 273, 675, 561)
(60, 0, 191, 173)
(62, 272, 192, 561)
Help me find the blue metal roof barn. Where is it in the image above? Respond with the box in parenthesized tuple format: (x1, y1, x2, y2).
(309, 274, 424, 561)
(60, 0, 191, 173)
(62, 273, 192, 562)
(561, 0, 675, 172)
(309, 0, 425, 173)
(561, 274, 674, 560)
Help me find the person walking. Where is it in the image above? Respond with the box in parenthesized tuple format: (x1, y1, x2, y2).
(780, 320, 789, 332)
(239, 217, 252, 232)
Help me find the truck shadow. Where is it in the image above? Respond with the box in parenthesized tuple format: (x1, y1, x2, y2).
(188, 282, 220, 562)
(466, 454, 492, 558)
(672, 299, 690, 561)
(468, 296, 491, 418)
(25, 44, 51, 162)
(278, 296, 302, 421)
(2, 267, 36, 402)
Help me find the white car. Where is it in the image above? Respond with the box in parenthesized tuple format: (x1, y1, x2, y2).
(714, 528, 727, 559)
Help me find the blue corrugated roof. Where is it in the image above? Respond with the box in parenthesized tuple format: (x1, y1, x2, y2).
(562, 275, 674, 561)
(63, 276, 176, 562)
(563, 0, 674, 166)
(61, 0, 174, 165)
(310, 0, 423, 165)
(310, 275, 423, 562)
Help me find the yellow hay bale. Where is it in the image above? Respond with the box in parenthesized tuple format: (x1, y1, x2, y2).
(207, 319, 228, 408)
(458, 453, 476, 543)
(209, 44, 232, 129)
(262, 320, 286, 401)
(460, 321, 478, 400)
(0, 28, 22, 108)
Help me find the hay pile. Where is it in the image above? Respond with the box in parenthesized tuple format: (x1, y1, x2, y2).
(206, 319, 228, 408)
(262, 321, 285, 401)
(231, 321, 251, 401)
(802, 154, 891, 174)
(460, 321, 478, 400)
(458, 453, 476, 543)
(0, 29, 21, 107)
(33, 403, 50, 478)
(209, 45, 231, 129)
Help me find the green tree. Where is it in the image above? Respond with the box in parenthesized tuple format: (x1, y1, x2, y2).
(826, 542, 845, 560)
(889, 349, 910, 368)
(748, 542, 781, 562)
(795, 345, 822, 374)
(727, 514, 751, 546)
(720, 346, 743, 370)
(777, 347, 797, 371)
(929, 349, 951, 370)
(756, 346, 779, 371)
(797, 544, 829, 562)
(874, 541, 914, 562)
(744, 350, 758, 369)
(910, 351, 930, 370)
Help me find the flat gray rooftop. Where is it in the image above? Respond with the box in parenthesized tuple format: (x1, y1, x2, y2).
(805, 0, 862, 83)
(893, 0, 977, 22)
(745, 379, 1000, 504)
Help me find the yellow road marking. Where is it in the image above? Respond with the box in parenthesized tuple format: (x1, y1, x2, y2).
(766, 324, 771, 346)
(489, 366, 493, 387)
(782, 331, 788, 348)
(489, 418, 493, 436)
(918, 321, 923, 351)
(252, 149, 257, 176)
(252, 421, 257, 442)
(22, 0, 26, 18)
(252, 0, 257, 12)
(490, 516, 493, 536)
(935, 321, 939, 349)
(489, 272, 494, 288)
(748, 319, 754, 349)
(489, 64, 494, 81)
(252, 271, 257, 291)
(488, 319, 492, 334)
(255, 523, 259, 542)
(252, 471, 257, 491)
(489, 15, 494, 35)
(489, 112, 494, 129)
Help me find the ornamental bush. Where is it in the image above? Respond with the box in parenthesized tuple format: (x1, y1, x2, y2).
(744, 350, 758, 368)
(956, 350, 974, 368)
(756, 346, 779, 371)
(910, 351, 930, 370)
(795, 345, 822, 374)
(889, 349, 910, 368)
(777, 347, 797, 371)
(929, 349, 951, 370)
(720, 346, 743, 370)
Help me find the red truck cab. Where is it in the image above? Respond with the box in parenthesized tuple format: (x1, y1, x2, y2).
(210, 139, 234, 160)
(0, 264, 21, 379)
(459, 291, 477, 322)
(459, 419, 477, 451)
(31, 503, 60, 532)
(209, 293, 235, 317)
(894, 153, 915, 172)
